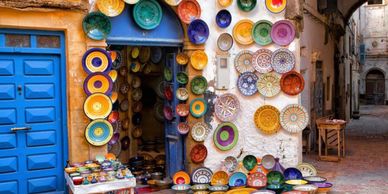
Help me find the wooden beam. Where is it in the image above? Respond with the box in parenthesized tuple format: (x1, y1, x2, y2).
(0, 0, 88, 11)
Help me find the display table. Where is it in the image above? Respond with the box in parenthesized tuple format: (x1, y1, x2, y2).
(316, 119, 346, 162)
(65, 173, 136, 194)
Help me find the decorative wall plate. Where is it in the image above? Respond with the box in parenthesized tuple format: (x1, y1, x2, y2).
(150, 47, 163, 64)
(133, 0, 163, 30)
(192, 167, 213, 184)
(296, 163, 317, 177)
(234, 50, 255, 73)
(132, 76, 141, 89)
(97, 0, 125, 17)
(84, 72, 113, 95)
(216, 9, 232, 28)
(82, 48, 112, 74)
(85, 119, 113, 146)
(108, 132, 119, 145)
(211, 171, 229, 186)
(214, 93, 240, 122)
(177, 0, 201, 24)
(265, 0, 287, 13)
(108, 70, 117, 82)
(176, 87, 189, 101)
(266, 171, 284, 185)
(84, 93, 112, 120)
(133, 101, 143, 113)
(154, 102, 164, 122)
(177, 122, 190, 135)
(213, 122, 239, 151)
(124, 0, 140, 4)
(190, 144, 208, 163)
(252, 49, 273, 73)
(177, 71, 189, 84)
(218, 0, 233, 7)
(176, 53, 189, 65)
(191, 122, 211, 142)
(283, 168, 303, 180)
(132, 88, 143, 101)
(233, 19, 254, 45)
(237, 72, 258, 96)
(271, 48, 295, 74)
(119, 99, 129, 112)
(107, 111, 119, 124)
(164, 67, 173, 81)
(191, 75, 208, 95)
(190, 98, 208, 118)
(237, 0, 257, 12)
(190, 50, 208, 70)
(209, 185, 229, 192)
(271, 20, 295, 46)
(163, 106, 173, 120)
(173, 171, 191, 184)
(130, 62, 141, 72)
(82, 12, 111, 40)
(280, 71, 305, 96)
(243, 155, 257, 171)
(261, 154, 275, 170)
(172, 184, 191, 191)
(224, 156, 238, 172)
(217, 33, 234, 51)
(256, 72, 281, 98)
(164, 0, 182, 6)
(247, 172, 267, 189)
(254, 105, 280, 134)
(188, 19, 209, 44)
(229, 172, 247, 187)
(176, 103, 189, 117)
(139, 47, 151, 63)
(280, 104, 308, 133)
(252, 20, 273, 46)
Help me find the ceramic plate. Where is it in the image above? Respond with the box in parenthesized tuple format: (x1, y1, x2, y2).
(177, 71, 189, 84)
(293, 184, 318, 192)
(191, 184, 209, 191)
(132, 76, 141, 89)
(82, 48, 112, 74)
(271, 48, 295, 74)
(237, 0, 257, 12)
(218, 0, 233, 7)
(229, 172, 247, 187)
(188, 19, 209, 44)
(191, 167, 213, 184)
(280, 104, 308, 133)
(214, 93, 240, 122)
(176, 87, 189, 101)
(191, 122, 211, 142)
(84, 93, 112, 120)
(154, 102, 164, 122)
(284, 168, 303, 181)
(124, 0, 140, 4)
(82, 12, 111, 40)
(252, 49, 273, 73)
(84, 72, 113, 95)
(271, 20, 295, 46)
(190, 144, 208, 163)
(177, 122, 190, 135)
(285, 180, 308, 186)
(266, 0, 287, 13)
(150, 47, 163, 64)
(237, 72, 258, 96)
(296, 163, 317, 177)
(164, 67, 173, 81)
(97, 0, 125, 17)
(254, 105, 280, 134)
(176, 53, 189, 65)
(217, 33, 234, 51)
(280, 71, 305, 96)
(139, 47, 151, 63)
(211, 171, 229, 186)
(108, 70, 117, 82)
(190, 50, 208, 70)
(163, 106, 173, 120)
(209, 185, 229, 192)
(191, 75, 208, 95)
(233, 19, 254, 45)
(224, 156, 238, 172)
(176, 103, 189, 117)
(303, 176, 327, 183)
(261, 154, 276, 170)
(190, 98, 208, 118)
(164, 0, 182, 6)
(133, 0, 163, 30)
(256, 72, 281, 98)
(173, 171, 191, 184)
(243, 155, 257, 171)
(108, 139, 121, 157)
(85, 119, 114, 146)
(235, 50, 255, 73)
(107, 111, 119, 124)
(213, 122, 239, 151)
(120, 99, 129, 112)
(247, 172, 267, 189)
(216, 9, 232, 28)
(266, 171, 285, 185)
(252, 20, 273, 46)
(177, 0, 201, 24)
(172, 184, 191, 191)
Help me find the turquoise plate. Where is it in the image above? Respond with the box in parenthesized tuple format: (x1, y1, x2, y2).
(83, 12, 112, 40)
(133, 0, 163, 30)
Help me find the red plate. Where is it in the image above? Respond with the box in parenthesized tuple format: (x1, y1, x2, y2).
(176, 103, 189, 117)
(164, 85, 173, 101)
(190, 143, 207, 163)
(247, 172, 267, 189)
(177, 0, 201, 24)
(280, 70, 305, 96)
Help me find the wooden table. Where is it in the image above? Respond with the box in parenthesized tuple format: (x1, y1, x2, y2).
(316, 119, 346, 162)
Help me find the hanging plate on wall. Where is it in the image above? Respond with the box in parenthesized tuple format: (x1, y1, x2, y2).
(96, 0, 125, 17)
(256, 72, 281, 98)
(139, 47, 151, 63)
(280, 104, 309, 133)
(217, 33, 234, 51)
(177, 122, 190, 135)
(133, 0, 163, 30)
(85, 119, 114, 146)
(108, 70, 117, 82)
(234, 50, 255, 73)
(237, 72, 258, 96)
(176, 103, 190, 117)
(165, 0, 182, 6)
(190, 144, 208, 163)
(82, 12, 112, 40)
(150, 47, 163, 64)
(271, 20, 295, 46)
(271, 48, 295, 74)
(177, 0, 201, 24)
(82, 48, 112, 74)
(280, 70, 305, 96)
(252, 20, 273, 46)
(233, 19, 254, 45)
(188, 19, 210, 44)
(190, 98, 208, 118)
(111, 50, 124, 69)
(214, 93, 240, 122)
(84, 93, 112, 120)
(84, 72, 113, 95)
(213, 122, 239, 151)
(191, 122, 211, 142)
(124, 0, 140, 4)
(216, 9, 232, 28)
(254, 105, 280, 134)
(252, 49, 273, 74)
(237, 0, 257, 12)
(191, 167, 213, 184)
(224, 156, 238, 172)
(265, 0, 287, 13)
(190, 50, 208, 70)
(218, 0, 233, 7)
(176, 87, 189, 101)
(190, 75, 208, 95)
(176, 53, 189, 65)
(173, 171, 191, 184)
(177, 71, 189, 84)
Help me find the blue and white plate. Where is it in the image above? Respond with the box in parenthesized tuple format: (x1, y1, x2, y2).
(191, 167, 213, 184)
(237, 72, 258, 96)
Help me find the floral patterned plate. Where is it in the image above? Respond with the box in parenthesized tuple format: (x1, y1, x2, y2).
(256, 72, 281, 98)
(252, 49, 273, 74)
(176, 103, 190, 117)
(237, 72, 258, 96)
(247, 172, 267, 189)
(296, 163, 317, 177)
(271, 48, 295, 74)
(254, 105, 280, 134)
(211, 171, 229, 186)
(191, 122, 211, 142)
(235, 50, 255, 73)
(214, 93, 240, 122)
(280, 104, 308, 133)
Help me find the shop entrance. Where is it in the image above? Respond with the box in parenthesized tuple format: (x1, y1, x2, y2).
(365, 69, 385, 105)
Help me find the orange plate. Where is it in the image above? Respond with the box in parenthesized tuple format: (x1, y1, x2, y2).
(177, 0, 201, 24)
(173, 171, 191, 184)
(211, 171, 229, 186)
(233, 19, 254, 45)
(253, 105, 280, 134)
(84, 93, 112, 120)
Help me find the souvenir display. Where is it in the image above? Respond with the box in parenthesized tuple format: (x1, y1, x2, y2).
(82, 12, 111, 40)
(280, 71, 305, 96)
(84, 72, 113, 95)
(271, 20, 295, 46)
(209, 185, 229, 192)
(265, 0, 287, 13)
(191, 122, 211, 142)
(216, 9, 232, 28)
(108, 70, 117, 82)
(111, 50, 123, 69)
(252, 49, 273, 74)
(303, 176, 326, 183)
(139, 47, 151, 63)
(150, 47, 163, 64)
(256, 72, 281, 98)
(271, 48, 295, 74)
(224, 156, 238, 172)
(164, 67, 173, 81)
(217, 33, 234, 51)
(211, 171, 229, 186)
(84, 93, 112, 120)
(214, 93, 240, 122)
(110, 91, 118, 103)
(132, 76, 141, 89)
(213, 122, 239, 151)
(190, 144, 208, 163)
(164, 0, 182, 6)
(176, 87, 189, 101)
(228, 172, 247, 187)
(280, 104, 309, 133)
(293, 184, 318, 193)
(233, 19, 254, 45)
(254, 105, 280, 134)
(243, 155, 257, 171)
(266, 171, 285, 185)
(191, 167, 213, 184)
(82, 48, 112, 74)
(237, 72, 258, 96)
(96, 0, 125, 17)
(172, 184, 191, 191)
(133, 0, 163, 30)
(237, 0, 257, 12)
(176, 53, 189, 65)
(131, 88, 143, 101)
(252, 20, 273, 46)
(191, 75, 208, 95)
(190, 50, 208, 70)
(124, 0, 140, 4)
(177, 122, 190, 135)
(177, 0, 201, 24)
(163, 106, 173, 120)
(283, 168, 303, 180)
(296, 163, 317, 177)
(247, 172, 267, 189)
(234, 50, 255, 73)
(173, 171, 191, 184)
(176, 103, 189, 117)
(85, 119, 114, 146)
(188, 19, 210, 44)
(190, 98, 208, 118)
(119, 99, 129, 112)
(177, 71, 189, 84)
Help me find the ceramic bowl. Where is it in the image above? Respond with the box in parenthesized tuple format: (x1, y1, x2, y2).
(285, 179, 308, 186)
(176, 103, 189, 117)
(293, 184, 319, 194)
(313, 182, 333, 193)
(176, 53, 189, 65)
(261, 154, 276, 170)
(176, 88, 189, 101)
(191, 184, 209, 191)
(151, 172, 163, 180)
(172, 184, 191, 191)
(211, 171, 229, 186)
(208, 185, 229, 192)
(216, 9, 232, 28)
(243, 155, 257, 171)
(72, 176, 84, 185)
(266, 171, 284, 185)
(65, 167, 77, 174)
(284, 168, 303, 180)
(177, 122, 190, 135)
(303, 176, 327, 184)
(229, 172, 247, 187)
(250, 190, 275, 194)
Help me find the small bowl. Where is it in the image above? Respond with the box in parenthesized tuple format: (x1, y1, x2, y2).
(69, 172, 81, 177)
(191, 184, 209, 191)
(72, 176, 84, 185)
(303, 176, 327, 184)
(172, 184, 191, 191)
(313, 182, 333, 193)
(65, 167, 77, 174)
(293, 184, 318, 194)
(151, 172, 163, 180)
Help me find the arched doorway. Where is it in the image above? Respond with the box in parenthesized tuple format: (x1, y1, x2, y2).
(365, 69, 385, 105)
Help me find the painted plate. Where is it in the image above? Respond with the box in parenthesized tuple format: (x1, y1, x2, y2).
(224, 156, 238, 172)
(84, 93, 112, 120)
(82, 12, 111, 40)
(164, 0, 182, 6)
(172, 184, 190, 191)
(164, 67, 173, 81)
(237, 0, 257, 12)
(252, 49, 273, 73)
(211, 171, 229, 186)
(235, 50, 255, 73)
(296, 163, 317, 177)
(293, 184, 318, 193)
(243, 155, 257, 171)
(303, 176, 327, 183)
(229, 172, 247, 187)
(284, 168, 303, 181)
(252, 20, 273, 46)
(177, 122, 190, 135)
(124, 0, 140, 4)
(218, 0, 233, 7)
(216, 9, 232, 28)
(176, 103, 189, 117)
(110, 91, 118, 103)
(133, 0, 163, 30)
(271, 20, 295, 46)
(173, 171, 191, 184)
(176, 87, 189, 101)
(266, 0, 287, 13)
(163, 106, 173, 121)
(247, 172, 267, 189)
(177, 71, 189, 84)
(214, 93, 240, 122)
(82, 48, 112, 74)
(209, 185, 229, 192)
(139, 47, 151, 63)
(254, 105, 280, 134)
(191, 122, 211, 142)
(176, 53, 189, 65)
(111, 50, 123, 70)
(177, 0, 201, 24)
(261, 154, 276, 170)
(150, 47, 163, 64)
(190, 98, 208, 118)
(190, 50, 208, 70)
(85, 119, 114, 146)
(191, 75, 208, 95)
(280, 70, 305, 95)
(285, 180, 308, 186)
(280, 104, 308, 133)
(217, 33, 234, 51)
(188, 19, 209, 44)
(108, 70, 117, 82)
(192, 167, 213, 184)
(271, 48, 295, 74)
(213, 122, 239, 151)
(108, 139, 121, 157)
(233, 19, 254, 45)
(190, 144, 208, 163)
(256, 72, 281, 98)
(97, 0, 125, 17)
(237, 72, 258, 96)
(84, 72, 113, 95)
(266, 171, 285, 185)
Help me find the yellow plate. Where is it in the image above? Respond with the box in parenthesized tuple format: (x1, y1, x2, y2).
(84, 93, 113, 120)
(225, 188, 257, 194)
(190, 50, 208, 70)
(97, 0, 125, 17)
(233, 19, 254, 45)
(108, 70, 117, 82)
(211, 171, 229, 186)
(265, 0, 287, 13)
(110, 91, 118, 103)
(131, 47, 140, 59)
(253, 105, 280, 134)
(218, 0, 233, 7)
(285, 179, 308, 185)
(176, 53, 189, 65)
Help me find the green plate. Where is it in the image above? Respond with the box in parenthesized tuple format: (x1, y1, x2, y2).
(243, 155, 257, 171)
(252, 20, 273, 46)
(164, 67, 172, 81)
(177, 71, 189, 85)
(237, 0, 257, 12)
(82, 12, 112, 40)
(190, 75, 208, 95)
(133, 0, 163, 30)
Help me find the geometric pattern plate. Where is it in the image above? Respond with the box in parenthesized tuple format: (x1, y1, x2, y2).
(280, 104, 308, 133)
(254, 105, 280, 134)
(256, 72, 281, 98)
(271, 48, 295, 74)
(214, 93, 240, 122)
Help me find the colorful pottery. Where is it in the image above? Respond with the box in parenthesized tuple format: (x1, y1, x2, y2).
(217, 33, 234, 51)
(235, 50, 255, 73)
(107, 111, 119, 124)
(177, 122, 190, 135)
(243, 155, 257, 171)
(250, 190, 275, 194)
(119, 99, 129, 112)
(280, 70, 305, 96)
(163, 106, 173, 120)
(84, 93, 112, 120)
(176, 103, 189, 117)
(247, 172, 267, 189)
(209, 185, 229, 192)
(82, 12, 111, 40)
(224, 156, 238, 172)
(254, 105, 280, 134)
(266, 171, 285, 185)
(164, 0, 182, 6)
(96, 0, 125, 17)
(82, 48, 112, 74)
(177, 71, 189, 84)
(124, 0, 140, 4)
(139, 47, 151, 63)
(271, 48, 295, 74)
(228, 172, 247, 187)
(191, 167, 213, 184)
(266, 0, 287, 13)
(190, 98, 208, 118)
(172, 184, 191, 191)
(256, 72, 281, 98)
(211, 171, 229, 186)
(191, 184, 209, 191)
(108, 70, 117, 82)
(226, 188, 257, 194)
(214, 93, 240, 122)
(173, 171, 191, 184)
(303, 176, 327, 183)
(190, 50, 208, 70)
(191, 75, 208, 95)
(111, 51, 123, 70)
(213, 122, 239, 151)
(233, 19, 254, 45)
(285, 180, 308, 186)
(176, 53, 189, 65)
(150, 47, 163, 64)
(108, 140, 121, 157)
(176, 87, 189, 101)
(252, 49, 273, 73)
(177, 0, 201, 24)
(296, 163, 317, 177)
(284, 168, 303, 180)
(132, 76, 141, 89)
(131, 88, 142, 101)
(156, 80, 166, 98)
(271, 20, 295, 46)
(261, 154, 275, 170)
(237, 72, 258, 96)
(218, 0, 233, 7)
(313, 182, 333, 193)
(154, 102, 164, 122)
(216, 9, 232, 28)
(190, 144, 208, 163)
(191, 122, 211, 142)
(237, 0, 257, 12)
(252, 20, 273, 46)
(85, 119, 114, 146)
(84, 72, 113, 95)
(188, 19, 210, 44)
(293, 184, 318, 193)
(133, 0, 162, 30)
(110, 92, 118, 103)
(132, 101, 143, 113)
(280, 104, 309, 133)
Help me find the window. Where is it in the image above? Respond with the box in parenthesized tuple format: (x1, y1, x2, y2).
(368, 0, 383, 5)
(37, 35, 60, 48)
(5, 34, 30, 47)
